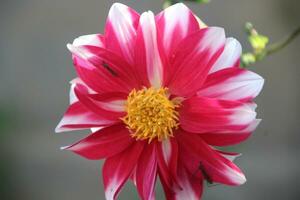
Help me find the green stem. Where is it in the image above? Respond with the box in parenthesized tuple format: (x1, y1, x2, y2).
(242, 26, 300, 67)
(164, 0, 180, 7)
(264, 26, 300, 56)
(164, 0, 209, 7)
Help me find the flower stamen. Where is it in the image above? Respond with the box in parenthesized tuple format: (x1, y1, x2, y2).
(122, 87, 180, 142)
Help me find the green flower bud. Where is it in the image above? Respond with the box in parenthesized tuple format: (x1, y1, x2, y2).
(241, 53, 256, 67)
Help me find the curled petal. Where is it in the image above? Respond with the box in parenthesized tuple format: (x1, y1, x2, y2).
(69, 82, 78, 105)
(69, 78, 96, 105)
(63, 124, 134, 160)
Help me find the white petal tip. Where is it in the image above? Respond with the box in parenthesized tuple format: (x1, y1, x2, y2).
(168, 2, 187, 9)
(226, 168, 247, 185)
(239, 175, 247, 185)
(60, 146, 70, 150)
(209, 27, 225, 36)
(66, 43, 78, 55)
(109, 2, 129, 17)
(111, 2, 126, 8)
(55, 119, 71, 133)
(55, 124, 63, 133)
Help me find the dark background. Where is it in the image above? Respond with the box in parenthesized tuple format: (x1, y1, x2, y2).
(1, 0, 299, 199)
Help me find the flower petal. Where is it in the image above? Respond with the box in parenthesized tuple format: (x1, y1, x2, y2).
(55, 101, 114, 133)
(200, 119, 261, 146)
(178, 131, 246, 186)
(179, 96, 257, 133)
(69, 78, 97, 104)
(159, 177, 175, 200)
(215, 150, 241, 162)
(135, 11, 165, 88)
(198, 67, 264, 102)
(74, 84, 125, 121)
(105, 3, 139, 65)
(136, 142, 158, 200)
(73, 34, 105, 48)
(209, 38, 242, 74)
(63, 124, 134, 160)
(157, 138, 179, 190)
(103, 141, 145, 200)
(167, 27, 226, 97)
(156, 3, 200, 57)
(69, 82, 78, 105)
(67, 44, 139, 94)
(173, 161, 203, 200)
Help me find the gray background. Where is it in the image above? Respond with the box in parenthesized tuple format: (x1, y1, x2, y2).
(0, 0, 299, 199)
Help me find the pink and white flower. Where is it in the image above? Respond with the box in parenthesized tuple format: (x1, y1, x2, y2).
(56, 3, 264, 200)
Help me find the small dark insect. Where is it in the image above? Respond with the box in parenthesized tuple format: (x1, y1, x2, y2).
(197, 161, 213, 184)
(194, 162, 220, 187)
(102, 61, 118, 77)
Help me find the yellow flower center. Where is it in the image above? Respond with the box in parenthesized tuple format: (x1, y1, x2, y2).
(122, 87, 180, 142)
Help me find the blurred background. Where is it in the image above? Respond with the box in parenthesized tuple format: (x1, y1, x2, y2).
(0, 0, 299, 199)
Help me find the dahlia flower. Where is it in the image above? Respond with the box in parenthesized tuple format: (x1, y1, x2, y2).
(56, 3, 264, 200)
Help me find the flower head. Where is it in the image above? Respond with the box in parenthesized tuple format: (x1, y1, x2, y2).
(56, 3, 264, 200)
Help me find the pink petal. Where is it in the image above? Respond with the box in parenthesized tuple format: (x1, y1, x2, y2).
(209, 38, 242, 74)
(157, 138, 179, 190)
(156, 3, 200, 57)
(179, 96, 257, 133)
(73, 34, 105, 48)
(166, 27, 226, 97)
(200, 119, 261, 146)
(159, 177, 175, 200)
(55, 101, 114, 133)
(63, 124, 134, 160)
(135, 11, 165, 88)
(198, 67, 264, 102)
(67, 44, 139, 94)
(172, 160, 203, 200)
(88, 92, 127, 112)
(136, 142, 158, 200)
(215, 150, 241, 162)
(69, 78, 97, 105)
(105, 3, 139, 65)
(69, 82, 78, 105)
(103, 141, 145, 200)
(74, 84, 125, 121)
(178, 131, 246, 186)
